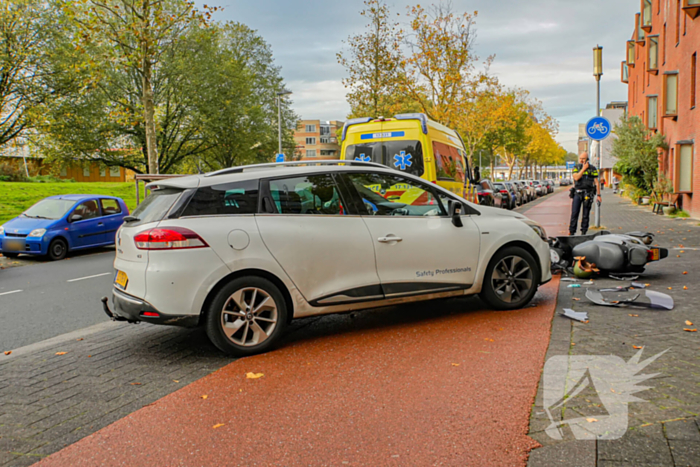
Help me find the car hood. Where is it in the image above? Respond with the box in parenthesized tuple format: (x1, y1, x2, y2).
(474, 205, 528, 220)
(2, 217, 58, 234)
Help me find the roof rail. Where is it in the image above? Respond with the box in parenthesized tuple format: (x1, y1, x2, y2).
(340, 117, 373, 142)
(203, 160, 386, 177)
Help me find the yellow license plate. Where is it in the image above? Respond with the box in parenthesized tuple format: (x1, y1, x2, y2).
(114, 270, 128, 289)
(651, 249, 660, 261)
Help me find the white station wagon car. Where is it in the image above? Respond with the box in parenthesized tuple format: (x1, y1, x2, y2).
(103, 161, 551, 356)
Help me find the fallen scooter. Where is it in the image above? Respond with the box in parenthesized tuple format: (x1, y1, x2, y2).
(549, 230, 668, 275)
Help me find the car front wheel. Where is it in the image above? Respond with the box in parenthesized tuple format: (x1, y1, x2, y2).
(205, 277, 288, 357)
(48, 238, 68, 261)
(480, 246, 539, 310)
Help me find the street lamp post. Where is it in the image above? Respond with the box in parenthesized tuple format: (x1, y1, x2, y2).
(277, 90, 292, 158)
(593, 45, 603, 228)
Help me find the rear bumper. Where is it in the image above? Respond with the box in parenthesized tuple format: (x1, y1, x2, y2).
(111, 288, 200, 327)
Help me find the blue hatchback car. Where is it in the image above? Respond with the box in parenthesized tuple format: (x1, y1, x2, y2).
(0, 195, 129, 260)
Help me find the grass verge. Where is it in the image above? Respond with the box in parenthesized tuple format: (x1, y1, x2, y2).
(0, 182, 144, 225)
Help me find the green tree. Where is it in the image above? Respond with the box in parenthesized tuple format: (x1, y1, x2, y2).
(0, 0, 50, 147)
(178, 22, 297, 171)
(337, 0, 419, 118)
(59, 0, 217, 173)
(612, 115, 666, 195)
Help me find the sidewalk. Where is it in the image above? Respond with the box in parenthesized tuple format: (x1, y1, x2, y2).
(527, 190, 700, 467)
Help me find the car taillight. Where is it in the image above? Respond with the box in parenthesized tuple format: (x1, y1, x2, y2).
(134, 227, 208, 250)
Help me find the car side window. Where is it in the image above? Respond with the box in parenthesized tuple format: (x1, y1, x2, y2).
(100, 199, 122, 215)
(344, 172, 446, 217)
(181, 180, 259, 216)
(73, 200, 100, 220)
(269, 174, 346, 215)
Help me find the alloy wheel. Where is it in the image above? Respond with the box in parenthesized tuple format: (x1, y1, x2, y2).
(220, 287, 278, 347)
(490, 255, 534, 304)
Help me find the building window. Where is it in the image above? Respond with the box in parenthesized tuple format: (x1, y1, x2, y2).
(306, 150, 316, 158)
(648, 35, 659, 72)
(320, 150, 337, 156)
(642, 0, 653, 30)
(319, 125, 330, 136)
(627, 41, 636, 66)
(320, 137, 331, 144)
(664, 72, 679, 116)
(306, 137, 316, 145)
(60, 167, 67, 177)
(621, 62, 629, 83)
(83, 166, 90, 177)
(691, 53, 697, 109)
(663, 23, 667, 64)
(110, 166, 120, 177)
(305, 124, 316, 132)
(677, 144, 694, 192)
(647, 96, 659, 129)
(99, 166, 106, 177)
(636, 13, 645, 42)
(677, 0, 681, 44)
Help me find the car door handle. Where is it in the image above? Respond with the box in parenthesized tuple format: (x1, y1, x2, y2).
(378, 236, 402, 243)
(98, 222, 104, 226)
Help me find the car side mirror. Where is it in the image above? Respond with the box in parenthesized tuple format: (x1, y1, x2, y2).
(70, 214, 82, 222)
(448, 200, 463, 227)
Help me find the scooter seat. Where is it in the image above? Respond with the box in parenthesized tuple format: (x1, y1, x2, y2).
(572, 241, 625, 271)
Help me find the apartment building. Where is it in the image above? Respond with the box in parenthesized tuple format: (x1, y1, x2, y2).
(294, 120, 344, 159)
(622, 0, 699, 214)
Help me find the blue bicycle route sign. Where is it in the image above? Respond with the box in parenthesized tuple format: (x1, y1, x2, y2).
(586, 116, 612, 141)
(275, 153, 285, 163)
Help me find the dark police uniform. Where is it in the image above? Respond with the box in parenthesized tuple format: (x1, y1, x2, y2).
(569, 162, 599, 235)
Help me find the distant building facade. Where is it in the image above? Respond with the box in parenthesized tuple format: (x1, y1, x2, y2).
(622, 0, 699, 214)
(294, 120, 344, 159)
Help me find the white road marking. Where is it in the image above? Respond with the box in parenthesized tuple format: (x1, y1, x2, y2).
(0, 290, 23, 297)
(67, 272, 112, 283)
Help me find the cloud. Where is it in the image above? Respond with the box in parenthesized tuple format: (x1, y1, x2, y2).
(198, 0, 639, 153)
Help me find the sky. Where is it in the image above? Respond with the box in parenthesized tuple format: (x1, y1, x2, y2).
(195, 0, 640, 153)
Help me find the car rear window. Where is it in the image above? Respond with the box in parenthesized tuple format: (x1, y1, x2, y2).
(131, 188, 184, 224)
(345, 140, 424, 177)
(181, 180, 259, 216)
(494, 183, 505, 190)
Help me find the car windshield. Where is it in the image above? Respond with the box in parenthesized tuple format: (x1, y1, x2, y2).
(494, 183, 505, 190)
(23, 199, 77, 220)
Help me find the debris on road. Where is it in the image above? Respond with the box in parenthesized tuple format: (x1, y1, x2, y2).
(3, 351, 11, 355)
(561, 309, 588, 322)
(585, 289, 674, 310)
(684, 328, 698, 332)
(568, 284, 582, 288)
(246, 372, 264, 379)
(55, 352, 67, 356)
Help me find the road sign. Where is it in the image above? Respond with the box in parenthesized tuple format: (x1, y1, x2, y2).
(585, 116, 611, 141)
(566, 161, 576, 170)
(275, 153, 285, 163)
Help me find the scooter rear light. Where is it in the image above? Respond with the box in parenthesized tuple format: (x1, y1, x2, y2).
(500, 190, 508, 193)
(141, 311, 160, 318)
(134, 227, 209, 250)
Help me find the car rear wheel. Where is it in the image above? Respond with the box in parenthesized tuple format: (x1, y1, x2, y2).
(48, 238, 68, 261)
(480, 246, 539, 310)
(205, 277, 288, 357)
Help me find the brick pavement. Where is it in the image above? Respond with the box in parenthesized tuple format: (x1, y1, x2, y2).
(527, 190, 700, 467)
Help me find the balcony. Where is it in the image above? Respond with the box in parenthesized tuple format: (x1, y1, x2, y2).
(621, 61, 630, 83)
(683, 0, 700, 19)
(641, 0, 653, 31)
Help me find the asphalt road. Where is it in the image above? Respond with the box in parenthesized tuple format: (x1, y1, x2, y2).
(0, 249, 116, 350)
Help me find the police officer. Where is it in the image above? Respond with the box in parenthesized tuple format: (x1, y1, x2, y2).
(569, 152, 601, 235)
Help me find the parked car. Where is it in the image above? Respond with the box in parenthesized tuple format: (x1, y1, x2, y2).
(504, 182, 523, 207)
(493, 182, 516, 209)
(0, 195, 129, 260)
(476, 179, 504, 208)
(512, 181, 529, 204)
(532, 180, 545, 196)
(514, 181, 532, 203)
(104, 160, 551, 356)
(524, 180, 538, 199)
(544, 180, 555, 194)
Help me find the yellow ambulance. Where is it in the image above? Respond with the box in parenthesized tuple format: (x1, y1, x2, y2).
(339, 113, 478, 204)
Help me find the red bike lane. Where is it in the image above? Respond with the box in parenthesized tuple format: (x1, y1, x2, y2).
(39, 191, 571, 467)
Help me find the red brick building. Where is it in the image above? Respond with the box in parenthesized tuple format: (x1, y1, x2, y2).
(622, 0, 699, 214)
